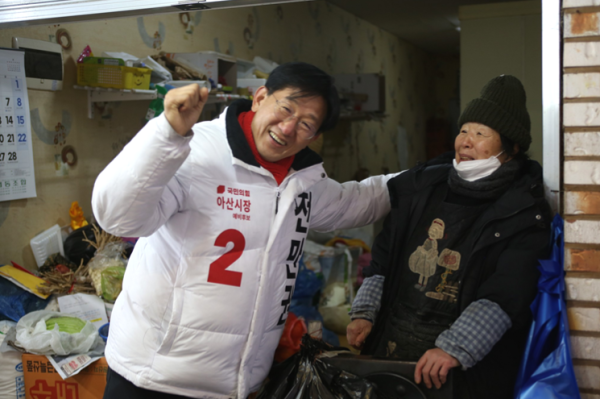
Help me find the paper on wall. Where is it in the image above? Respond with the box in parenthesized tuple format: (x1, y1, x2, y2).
(0, 48, 37, 202)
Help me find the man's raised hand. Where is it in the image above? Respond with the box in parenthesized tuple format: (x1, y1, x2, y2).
(164, 84, 209, 136)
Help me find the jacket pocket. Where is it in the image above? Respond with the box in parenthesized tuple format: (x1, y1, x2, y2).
(157, 286, 184, 355)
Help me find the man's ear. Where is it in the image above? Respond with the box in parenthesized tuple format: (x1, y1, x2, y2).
(307, 133, 322, 146)
(251, 86, 269, 112)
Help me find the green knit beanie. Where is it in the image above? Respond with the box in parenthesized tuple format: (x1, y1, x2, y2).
(458, 75, 531, 152)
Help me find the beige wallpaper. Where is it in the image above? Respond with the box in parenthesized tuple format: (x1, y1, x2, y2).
(0, 1, 451, 269)
(460, 2, 542, 163)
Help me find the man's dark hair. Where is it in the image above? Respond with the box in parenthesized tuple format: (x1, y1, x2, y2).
(265, 62, 340, 133)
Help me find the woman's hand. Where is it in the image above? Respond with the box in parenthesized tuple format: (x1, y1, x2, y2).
(414, 348, 460, 389)
(346, 319, 373, 350)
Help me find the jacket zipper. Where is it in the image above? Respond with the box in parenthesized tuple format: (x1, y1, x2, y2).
(239, 188, 280, 396)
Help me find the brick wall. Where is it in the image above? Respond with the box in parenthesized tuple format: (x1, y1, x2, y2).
(563, 1, 600, 397)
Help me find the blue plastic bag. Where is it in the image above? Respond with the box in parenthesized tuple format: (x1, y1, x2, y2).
(0, 278, 50, 322)
(291, 257, 340, 347)
(292, 256, 322, 301)
(514, 214, 580, 399)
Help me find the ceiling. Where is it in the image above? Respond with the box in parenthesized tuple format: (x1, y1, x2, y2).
(326, 0, 531, 55)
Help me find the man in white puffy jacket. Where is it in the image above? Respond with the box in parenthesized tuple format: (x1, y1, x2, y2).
(93, 62, 395, 399)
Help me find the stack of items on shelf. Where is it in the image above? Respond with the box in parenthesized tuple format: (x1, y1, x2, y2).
(0, 201, 135, 399)
(164, 52, 277, 95)
(74, 44, 282, 124)
(76, 46, 210, 92)
(76, 46, 153, 91)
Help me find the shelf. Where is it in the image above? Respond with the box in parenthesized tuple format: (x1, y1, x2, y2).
(206, 93, 247, 104)
(74, 85, 158, 119)
(74, 86, 249, 119)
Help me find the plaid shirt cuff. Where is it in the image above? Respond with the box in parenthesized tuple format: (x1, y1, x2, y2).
(435, 299, 512, 369)
(349, 275, 385, 324)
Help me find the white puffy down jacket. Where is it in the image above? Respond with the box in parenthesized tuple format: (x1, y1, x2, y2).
(92, 100, 394, 399)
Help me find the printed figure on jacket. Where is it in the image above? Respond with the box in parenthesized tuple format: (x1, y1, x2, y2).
(409, 218, 444, 290)
(346, 75, 551, 399)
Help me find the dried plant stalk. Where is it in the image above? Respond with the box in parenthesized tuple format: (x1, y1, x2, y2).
(39, 261, 96, 296)
(83, 224, 123, 254)
(38, 224, 126, 297)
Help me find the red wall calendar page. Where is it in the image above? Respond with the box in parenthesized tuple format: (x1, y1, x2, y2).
(0, 48, 36, 202)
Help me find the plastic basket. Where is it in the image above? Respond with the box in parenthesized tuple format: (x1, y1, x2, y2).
(98, 323, 109, 343)
(30, 224, 64, 267)
(122, 66, 152, 90)
(77, 64, 151, 90)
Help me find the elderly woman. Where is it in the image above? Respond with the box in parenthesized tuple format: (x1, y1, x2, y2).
(346, 75, 551, 399)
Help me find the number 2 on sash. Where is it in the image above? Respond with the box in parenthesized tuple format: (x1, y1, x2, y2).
(208, 229, 245, 287)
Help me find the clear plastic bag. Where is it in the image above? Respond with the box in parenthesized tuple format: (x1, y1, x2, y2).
(88, 241, 127, 297)
(101, 266, 126, 303)
(318, 248, 356, 335)
(15, 310, 102, 355)
(290, 255, 341, 347)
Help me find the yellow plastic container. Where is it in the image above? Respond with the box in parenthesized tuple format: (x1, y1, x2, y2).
(77, 63, 151, 90)
(123, 66, 152, 90)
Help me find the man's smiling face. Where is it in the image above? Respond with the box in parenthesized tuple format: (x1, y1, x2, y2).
(250, 86, 325, 162)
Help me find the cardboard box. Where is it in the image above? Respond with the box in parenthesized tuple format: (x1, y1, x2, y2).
(168, 51, 237, 89)
(22, 354, 107, 399)
(334, 73, 386, 113)
(236, 58, 256, 78)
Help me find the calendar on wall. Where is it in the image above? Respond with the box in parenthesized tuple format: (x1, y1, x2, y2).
(0, 48, 36, 202)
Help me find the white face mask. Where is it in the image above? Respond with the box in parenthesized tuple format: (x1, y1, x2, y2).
(452, 151, 504, 182)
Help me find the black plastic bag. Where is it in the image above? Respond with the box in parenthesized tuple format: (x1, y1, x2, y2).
(257, 335, 378, 399)
(316, 361, 379, 399)
(63, 225, 97, 266)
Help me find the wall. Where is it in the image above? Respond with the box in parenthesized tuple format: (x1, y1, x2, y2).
(563, 1, 600, 398)
(459, 0, 542, 164)
(426, 55, 461, 159)
(0, 1, 437, 269)
(431, 55, 461, 127)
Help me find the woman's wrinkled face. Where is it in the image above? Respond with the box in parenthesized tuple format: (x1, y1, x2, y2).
(455, 122, 511, 164)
